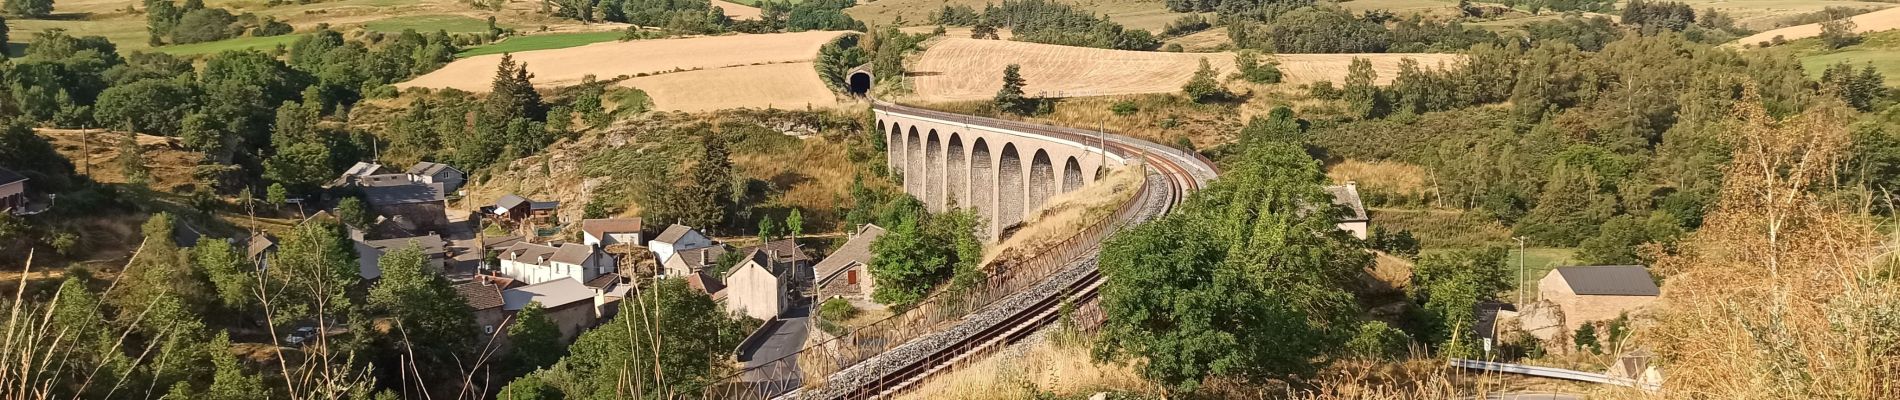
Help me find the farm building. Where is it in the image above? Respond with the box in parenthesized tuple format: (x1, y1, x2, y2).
(497, 241, 613, 286)
(814, 224, 885, 301)
(492, 194, 560, 225)
(362, 234, 450, 272)
(650, 224, 714, 263)
(406, 161, 466, 194)
(1325, 182, 1369, 240)
(723, 249, 796, 320)
(0, 168, 26, 213)
(1539, 265, 1660, 330)
(455, 273, 628, 348)
(360, 180, 450, 234)
(248, 232, 277, 270)
(328, 162, 395, 188)
(582, 218, 643, 247)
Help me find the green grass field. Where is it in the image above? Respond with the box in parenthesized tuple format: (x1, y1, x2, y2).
(1777, 30, 1900, 85)
(1369, 207, 1514, 249)
(456, 31, 622, 57)
(153, 34, 308, 55)
(364, 15, 499, 33)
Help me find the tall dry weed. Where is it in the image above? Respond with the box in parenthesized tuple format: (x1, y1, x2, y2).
(1640, 89, 1899, 399)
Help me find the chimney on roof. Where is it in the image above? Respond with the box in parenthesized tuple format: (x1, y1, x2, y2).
(538, 255, 548, 265)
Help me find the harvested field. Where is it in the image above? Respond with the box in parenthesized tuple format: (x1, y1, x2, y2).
(1162, 28, 1230, 52)
(1683, 0, 1894, 30)
(712, 0, 763, 19)
(398, 30, 847, 91)
(904, 38, 1460, 103)
(620, 62, 844, 112)
(1734, 6, 1900, 45)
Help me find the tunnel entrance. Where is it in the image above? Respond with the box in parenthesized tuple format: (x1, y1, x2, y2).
(847, 71, 873, 96)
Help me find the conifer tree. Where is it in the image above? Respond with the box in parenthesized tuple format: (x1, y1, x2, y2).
(994, 64, 1031, 115)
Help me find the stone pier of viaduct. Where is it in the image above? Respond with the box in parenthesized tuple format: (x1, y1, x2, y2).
(876, 108, 1129, 240)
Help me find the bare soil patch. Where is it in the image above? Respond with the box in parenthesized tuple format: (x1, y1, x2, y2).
(903, 38, 1460, 103)
(397, 30, 847, 91)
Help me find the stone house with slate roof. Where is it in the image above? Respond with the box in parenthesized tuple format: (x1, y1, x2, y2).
(405, 161, 465, 194)
(814, 224, 885, 301)
(360, 179, 449, 233)
(723, 248, 797, 320)
(582, 218, 642, 247)
(1539, 265, 1660, 330)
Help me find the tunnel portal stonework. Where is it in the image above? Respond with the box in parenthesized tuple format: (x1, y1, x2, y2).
(877, 110, 1127, 241)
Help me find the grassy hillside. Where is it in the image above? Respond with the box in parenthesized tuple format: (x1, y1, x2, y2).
(2, 0, 599, 53)
(1766, 29, 1900, 85)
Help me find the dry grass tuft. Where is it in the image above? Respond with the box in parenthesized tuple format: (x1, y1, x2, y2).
(895, 334, 1160, 400)
(1326, 159, 1430, 197)
(1636, 92, 1899, 399)
(984, 165, 1140, 266)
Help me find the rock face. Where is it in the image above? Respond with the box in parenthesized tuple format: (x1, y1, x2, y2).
(1518, 299, 1568, 343)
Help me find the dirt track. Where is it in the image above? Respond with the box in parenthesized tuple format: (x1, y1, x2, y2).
(905, 38, 1462, 103)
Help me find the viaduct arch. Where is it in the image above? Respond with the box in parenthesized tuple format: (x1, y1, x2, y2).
(875, 108, 1127, 241)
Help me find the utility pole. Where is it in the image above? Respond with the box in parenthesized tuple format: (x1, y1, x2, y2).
(1514, 236, 1527, 307)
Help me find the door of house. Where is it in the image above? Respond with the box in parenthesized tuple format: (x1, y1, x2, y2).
(847, 269, 858, 285)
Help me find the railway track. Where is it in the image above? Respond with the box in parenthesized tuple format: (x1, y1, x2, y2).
(776, 101, 1215, 400)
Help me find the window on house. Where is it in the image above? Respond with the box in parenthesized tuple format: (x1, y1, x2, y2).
(483, 325, 495, 334)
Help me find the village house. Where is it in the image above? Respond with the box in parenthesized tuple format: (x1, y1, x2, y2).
(581, 218, 643, 247)
(1538, 265, 1660, 330)
(328, 162, 395, 188)
(1324, 182, 1370, 240)
(649, 224, 714, 264)
(405, 161, 466, 194)
(663, 244, 730, 277)
(722, 249, 796, 320)
(814, 224, 885, 301)
(497, 241, 613, 286)
(360, 179, 449, 234)
(455, 274, 630, 347)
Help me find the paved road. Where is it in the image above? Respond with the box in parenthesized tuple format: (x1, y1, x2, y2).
(739, 308, 809, 396)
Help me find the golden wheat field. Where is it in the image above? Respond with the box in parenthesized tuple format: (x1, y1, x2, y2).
(904, 38, 1462, 103)
(620, 62, 845, 112)
(397, 30, 847, 91)
(711, 0, 763, 20)
(1734, 6, 1900, 45)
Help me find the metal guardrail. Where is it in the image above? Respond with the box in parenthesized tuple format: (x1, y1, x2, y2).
(1449, 358, 1661, 391)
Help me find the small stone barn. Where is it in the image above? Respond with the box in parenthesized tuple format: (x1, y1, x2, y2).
(1538, 265, 1660, 330)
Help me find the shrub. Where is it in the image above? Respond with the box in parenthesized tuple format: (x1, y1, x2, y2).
(1110, 100, 1139, 116)
(1819, 19, 1862, 49)
(1345, 320, 1411, 360)
(1233, 50, 1282, 84)
(1574, 323, 1601, 354)
(819, 297, 857, 321)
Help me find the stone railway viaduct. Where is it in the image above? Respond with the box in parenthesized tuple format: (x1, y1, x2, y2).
(876, 108, 1129, 240)
(852, 67, 1136, 240)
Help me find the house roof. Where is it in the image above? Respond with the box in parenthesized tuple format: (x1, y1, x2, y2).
(247, 232, 277, 261)
(550, 243, 595, 265)
(0, 167, 26, 186)
(502, 278, 596, 311)
(329, 162, 391, 187)
(672, 244, 729, 270)
(1325, 183, 1368, 222)
(354, 240, 384, 280)
(482, 235, 524, 251)
(454, 281, 507, 310)
(361, 182, 445, 206)
(407, 161, 460, 177)
(653, 224, 701, 244)
(739, 239, 811, 264)
(1552, 266, 1660, 296)
(530, 201, 560, 211)
(495, 194, 530, 211)
(584, 273, 621, 288)
(364, 234, 447, 256)
(582, 218, 643, 240)
(685, 272, 725, 296)
(725, 248, 787, 279)
(502, 242, 560, 265)
(815, 224, 884, 283)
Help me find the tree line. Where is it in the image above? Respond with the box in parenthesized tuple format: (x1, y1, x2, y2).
(550, 0, 864, 34)
(931, 0, 1159, 51)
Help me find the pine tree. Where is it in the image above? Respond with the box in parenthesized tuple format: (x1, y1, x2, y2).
(994, 64, 1031, 115)
(118, 130, 150, 186)
(1182, 58, 1225, 102)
